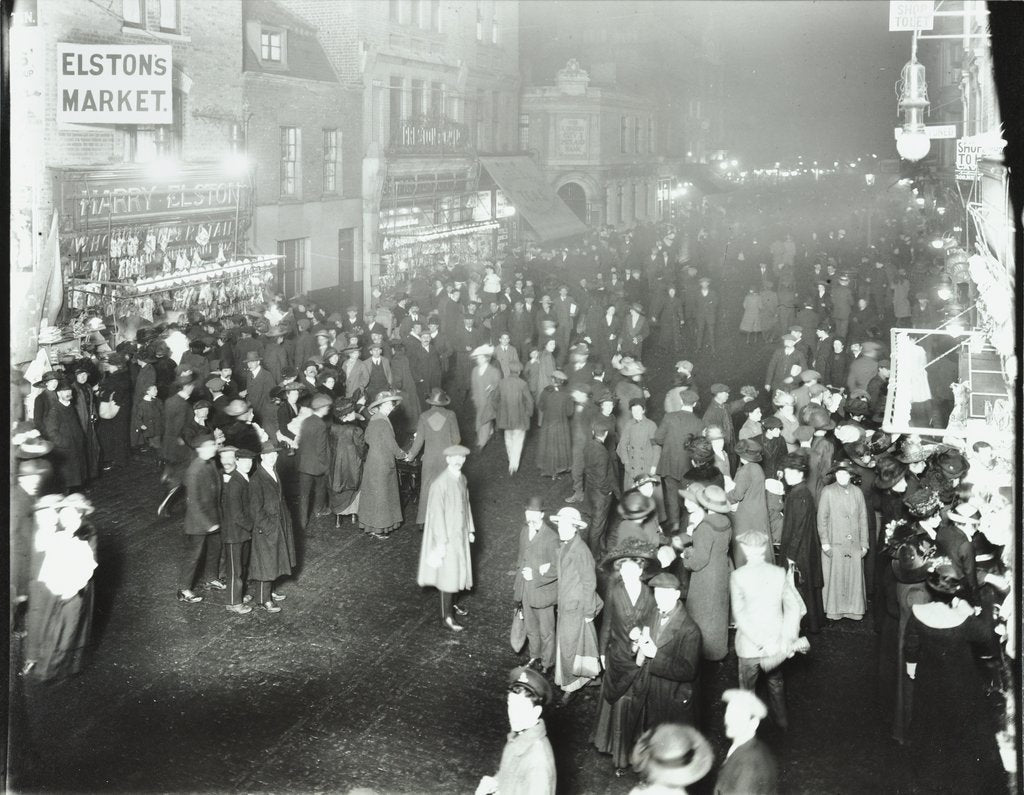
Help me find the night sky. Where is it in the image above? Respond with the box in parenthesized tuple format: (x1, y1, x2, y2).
(711, 1, 911, 165)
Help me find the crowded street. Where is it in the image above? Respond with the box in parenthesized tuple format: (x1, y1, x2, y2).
(8, 1, 1021, 793)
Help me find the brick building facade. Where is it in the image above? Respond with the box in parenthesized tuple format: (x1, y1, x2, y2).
(11, 0, 245, 362)
(242, 0, 364, 312)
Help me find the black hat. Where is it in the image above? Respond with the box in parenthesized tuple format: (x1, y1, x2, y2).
(780, 452, 809, 473)
(904, 488, 942, 519)
(617, 492, 656, 520)
(599, 537, 659, 570)
(874, 454, 908, 490)
(524, 496, 545, 513)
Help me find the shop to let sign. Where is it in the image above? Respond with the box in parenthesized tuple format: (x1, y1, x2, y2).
(58, 43, 172, 124)
(889, 1, 934, 31)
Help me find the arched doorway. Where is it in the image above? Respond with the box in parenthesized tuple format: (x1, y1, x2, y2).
(557, 181, 588, 224)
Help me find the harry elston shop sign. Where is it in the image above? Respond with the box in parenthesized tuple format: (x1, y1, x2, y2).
(58, 44, 172, 124)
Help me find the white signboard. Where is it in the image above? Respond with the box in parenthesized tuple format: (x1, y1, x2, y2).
(894, 124, 957, 140)
(557, 117, 589, 157)
(58, 43, 172, 124)
(956, 138, 981, 180)
(889, 1, 935, 31)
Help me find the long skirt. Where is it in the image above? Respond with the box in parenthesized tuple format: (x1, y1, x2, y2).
(536, 419, 572, 477)
(591, 673, 648, 769)
(25, 582, 94, 681)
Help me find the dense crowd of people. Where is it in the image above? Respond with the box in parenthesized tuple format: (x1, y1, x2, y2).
(10, 179, 1015, 792)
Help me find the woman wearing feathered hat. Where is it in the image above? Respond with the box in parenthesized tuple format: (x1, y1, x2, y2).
(592, 535, 657, 775)
(357, 390, 406, 539)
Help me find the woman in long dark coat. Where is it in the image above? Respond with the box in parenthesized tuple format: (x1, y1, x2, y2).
(536, 374, 573, 478)
(248, 443, 296, 611)
(357, 391, 406, 538)
(25, 494, 97, 681)
(904, 567, 1003, 791)
(680, 484, 733, 661)
(655, 286, 685, 352)
(328, 397, 365, 526)
(44, 382, 89, 491)
(95, 354, 133, 468)
(389, 341, 421, 444)
(592, 542, 657, 775)
(69, 365, 101, 481)
(405, 389, 461, 526)
(779, 455, 825, 634)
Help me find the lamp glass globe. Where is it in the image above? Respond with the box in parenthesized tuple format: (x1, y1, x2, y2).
(896, 130, 930, 162)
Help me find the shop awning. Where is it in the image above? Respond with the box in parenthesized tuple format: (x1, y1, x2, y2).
(478, 156, 587, 242)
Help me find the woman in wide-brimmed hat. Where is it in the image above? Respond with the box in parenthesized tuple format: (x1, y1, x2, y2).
(357, 390, 405, 538)
(592, 536, 656, 774)
(406, 389, 461, 527)
(818, 458, 869, 621)
(681, 484, 733, 661)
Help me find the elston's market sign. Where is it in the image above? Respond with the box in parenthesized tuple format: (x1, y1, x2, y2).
(58, 43, 172, 124)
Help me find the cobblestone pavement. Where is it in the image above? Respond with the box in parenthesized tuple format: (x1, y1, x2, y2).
(9, 262, 1006, 794)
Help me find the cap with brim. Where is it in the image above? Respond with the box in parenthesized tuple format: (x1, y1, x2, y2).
(191, 433, 216, 448)
(17, 439, 55, 459)
(367, 390, 403, 410)
(507, 665, 553, 706)
(735, 439, 762, 462)
(33, 370, 62, 388)
(444, 444, 471, 457)
(242, 350, 262, 362)
(550, 370, 568, 382)
(260, 441, 285, 454)
(799, 370, 821, 383)
(781, 334, 796, 344)
(205, 377, 225, 392)
(709, 383, 729, 395)
(218, 445, 239, 455)
(649, 572, 681, 590)
(678, 389, 699, 406)
(283, 382, 307, 392)
(425, 388, 451, 406)
(762, 416, 784, 430)
(311, 394, 333, 410)
(618, 493, 656, 521)
(234, 449, 257, 459)
(633, 723, 714, 788)
(193, 399, 213, 411)
(620, 362, 646, 377)
(722, 687, 769, 720)
(697, 485, 732, 514)
(224, 399, 252, 417)
(794, 425, 815, 442)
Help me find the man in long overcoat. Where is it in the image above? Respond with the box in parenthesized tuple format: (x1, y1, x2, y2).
(641, 572, 703, 729)
(220, 447, 254, 614)
(417, 445, 475, 631)
(513, 498, 560, 672)
(177, 434, 222, 604)
(654, 388, 706, 532)
(44, 381, 88, 491)
(248, 441, 295, 611)
(779, 455, 824, 634)
(296, 394, 332, 532)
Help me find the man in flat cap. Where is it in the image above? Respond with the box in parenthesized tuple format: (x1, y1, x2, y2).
(716, 688, 779, 794)
(476, 664, 556, 795)
(417, 445, 475, 631)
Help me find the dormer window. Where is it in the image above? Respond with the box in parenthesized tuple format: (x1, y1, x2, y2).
(261, 29, 283, 62)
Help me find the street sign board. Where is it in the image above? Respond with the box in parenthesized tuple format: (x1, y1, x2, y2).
(894, 125, 957, 140)
(889, 1, 935, 31)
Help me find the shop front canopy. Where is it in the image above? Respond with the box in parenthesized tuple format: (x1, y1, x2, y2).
(478, 156, 588, 243)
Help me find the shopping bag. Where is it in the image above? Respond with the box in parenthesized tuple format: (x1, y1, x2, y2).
(572, 619, 602, 678)
(510, 607, 527, 653)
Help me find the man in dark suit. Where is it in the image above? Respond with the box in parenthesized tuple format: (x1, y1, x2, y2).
(158, 378, 197, 516)
(513, 498, 560, 673)
(581, 420, 621, 558)
(297, 393, 332, 533)
(654, 388, 706, 532)
(715, 688, 779, 794)
(693, 276, 719, 352)
(177, 434, 222, 604)
(220, 446, 254, 614)
(241, 350, 278, 439)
